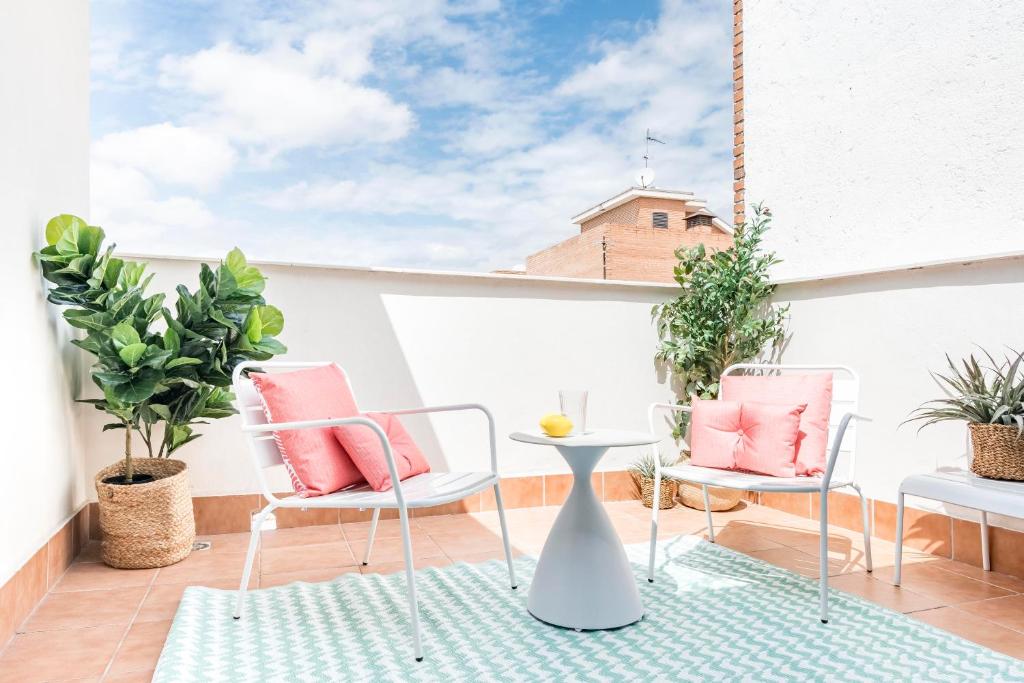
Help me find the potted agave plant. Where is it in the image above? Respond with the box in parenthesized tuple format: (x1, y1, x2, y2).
(37, 215, 288, 568)
(908, 349, 1024, 481)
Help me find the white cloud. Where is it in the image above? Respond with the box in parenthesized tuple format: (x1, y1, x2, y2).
(92, 123, 237, 191)
(160, 41, 414, 156)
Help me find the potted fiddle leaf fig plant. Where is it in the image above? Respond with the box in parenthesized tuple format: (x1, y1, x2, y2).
(37, 215, 288, 569)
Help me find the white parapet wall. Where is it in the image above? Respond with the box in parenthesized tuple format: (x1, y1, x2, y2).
(1, 0, 90, 586)
(80, 260, 680, 496)
(743, 0, 1024, 281)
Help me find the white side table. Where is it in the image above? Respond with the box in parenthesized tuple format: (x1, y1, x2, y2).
(895, 468, 1024, 585)
(509, 429, 658, 630)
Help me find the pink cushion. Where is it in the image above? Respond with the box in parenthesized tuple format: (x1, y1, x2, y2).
(250, 365, 365, 497)
(333, 413, 431, 492)
(720, 373, 833, 476)
(690, 398, 806, 477)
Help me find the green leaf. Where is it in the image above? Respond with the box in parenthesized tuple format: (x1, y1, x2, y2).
(111, 321, 141, 349)
(148, 404, 172, 420)
(163, 327, 181, 354)
(257, 305, 284, 336)
(108, 369, 160, 403)
(165, 356, 202, 369)
(45, 214, 86, 246)
(244, 307, 263, 344)
(224, 248, 265, 293)
(253, 337, 287, 355)
(118, 342, 147, 367)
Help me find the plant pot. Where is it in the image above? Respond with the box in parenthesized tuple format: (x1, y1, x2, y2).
(94, 458, 195, 569)
(677, 481, 744, 511)
(634, 474, 678, 509)
(968, 423, 1024, 481)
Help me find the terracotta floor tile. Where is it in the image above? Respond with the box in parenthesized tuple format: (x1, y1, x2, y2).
(152, 551, 251, 586)
(911, 607, 1024, 659)
(52, 563, 157, 593)
(828, 573, 946, 613)
(103, 671, 154, 683)
(135, 580, 237, 623)
(21, 587, 147, 633)
(745, 547, 850, 579)
(260, 566, 360, 588)
(873, 563, 1015, 604)
(929, 558, 1024, 593)
(108, 620, 173, 675)
(195, 532, 255, 554)
(0, 624, 124, 682)
(409, 514, 489, 535)
(257, 524, 344, 549)
(349, 536, 446, 565)
(447, 549, 523, 565)
(359, 557, 452, 575)
(957, 594, 1024, 633)
(260, 541, 356, 574)
(713, 525, 785, 553)
(429, 530, 508, 557)
(341, 518, 425, 541)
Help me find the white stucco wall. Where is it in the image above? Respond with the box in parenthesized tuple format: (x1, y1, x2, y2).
(80, 261, 679, 497)
(743, 0, 1024, 281)
(0, 1, 90, 585)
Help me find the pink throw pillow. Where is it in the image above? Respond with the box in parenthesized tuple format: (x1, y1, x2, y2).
(690, 398, 806, 477)
(720, 373, 833, 476)
(333, 413, 431, 492)
(250, 365, 365, 497)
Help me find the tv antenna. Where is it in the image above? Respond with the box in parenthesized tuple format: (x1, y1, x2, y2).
(636, 128, 665, 188)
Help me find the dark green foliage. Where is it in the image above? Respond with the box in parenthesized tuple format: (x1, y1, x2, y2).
(37, 214, 288, 471)
(908, 349, 1024, 436)
(653, 203, 788, 431)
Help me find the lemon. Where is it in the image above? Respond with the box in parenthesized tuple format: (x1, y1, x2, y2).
(539, 413, 573, 437)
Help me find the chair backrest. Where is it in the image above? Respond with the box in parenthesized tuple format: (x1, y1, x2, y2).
(231, 360, 357, 478)
(722, 364, 861, 481)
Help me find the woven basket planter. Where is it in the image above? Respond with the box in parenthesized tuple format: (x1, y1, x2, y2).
(94, 459, 195, 569)
(969, 423, 1024, 481)
(635, 474, 678, 509)
(677, 481, 744, 512)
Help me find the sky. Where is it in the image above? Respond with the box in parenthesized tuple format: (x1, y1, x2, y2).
(91, 0, 733, 272)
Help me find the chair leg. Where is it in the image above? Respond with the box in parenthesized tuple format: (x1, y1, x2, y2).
(647, 471, 661, 582)
(702, 485, 715, 543)
(398, 504, 424, 662)
(362, 508, 381, 566)
(981, 510, 991, 571)
(819, 493, 829, 624)
(234, 504, 273, 619)
(492, 483, 518, 589)
(894, 492, 905, 587)
(852, 485, 873, 573)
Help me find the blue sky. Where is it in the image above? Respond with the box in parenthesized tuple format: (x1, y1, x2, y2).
(91, 0, 732, 271)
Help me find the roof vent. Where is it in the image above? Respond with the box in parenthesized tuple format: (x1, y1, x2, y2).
(652, 212, 669, 229)
(687, 214, 712, 229)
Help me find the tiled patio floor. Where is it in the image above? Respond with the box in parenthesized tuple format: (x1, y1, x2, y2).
(3, 499, 1024, 681)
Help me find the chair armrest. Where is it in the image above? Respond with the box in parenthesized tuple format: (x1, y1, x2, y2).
(822, 413, 871, 489)
(244, 416, 411, 507)
(647, 402, 693, 476)
(361, 403, 498, 474)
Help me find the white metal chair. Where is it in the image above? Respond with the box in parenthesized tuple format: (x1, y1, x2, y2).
(231, 361, 518, 661)
(646, 364, 872, 623)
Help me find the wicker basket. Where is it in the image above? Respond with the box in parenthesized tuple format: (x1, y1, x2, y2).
(969, 423, 1024, 481)
(635, 474, 678, 509)
(94, 458, 195, 569)
(677, 481, 744, 511)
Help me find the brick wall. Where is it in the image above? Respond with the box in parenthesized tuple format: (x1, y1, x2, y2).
(524, 227, 606, 279)
(604, 223, 733, 283)
(527, 222, 733, 283)
(733, 0, 745, 226)
(580, 198, 640, 232)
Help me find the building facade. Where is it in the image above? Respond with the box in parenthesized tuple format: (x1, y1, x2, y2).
(526, 187, 734, 283)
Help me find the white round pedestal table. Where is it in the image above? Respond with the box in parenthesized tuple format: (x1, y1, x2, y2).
(509, 429, 658, 630)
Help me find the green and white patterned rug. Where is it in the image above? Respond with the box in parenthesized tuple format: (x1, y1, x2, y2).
(154, 536, 1024, 682)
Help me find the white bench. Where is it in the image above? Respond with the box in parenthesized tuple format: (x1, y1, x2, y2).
(895, 468, 1024, 585)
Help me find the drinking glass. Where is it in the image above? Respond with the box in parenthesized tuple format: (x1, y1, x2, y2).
(559, 390, 588, 435)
